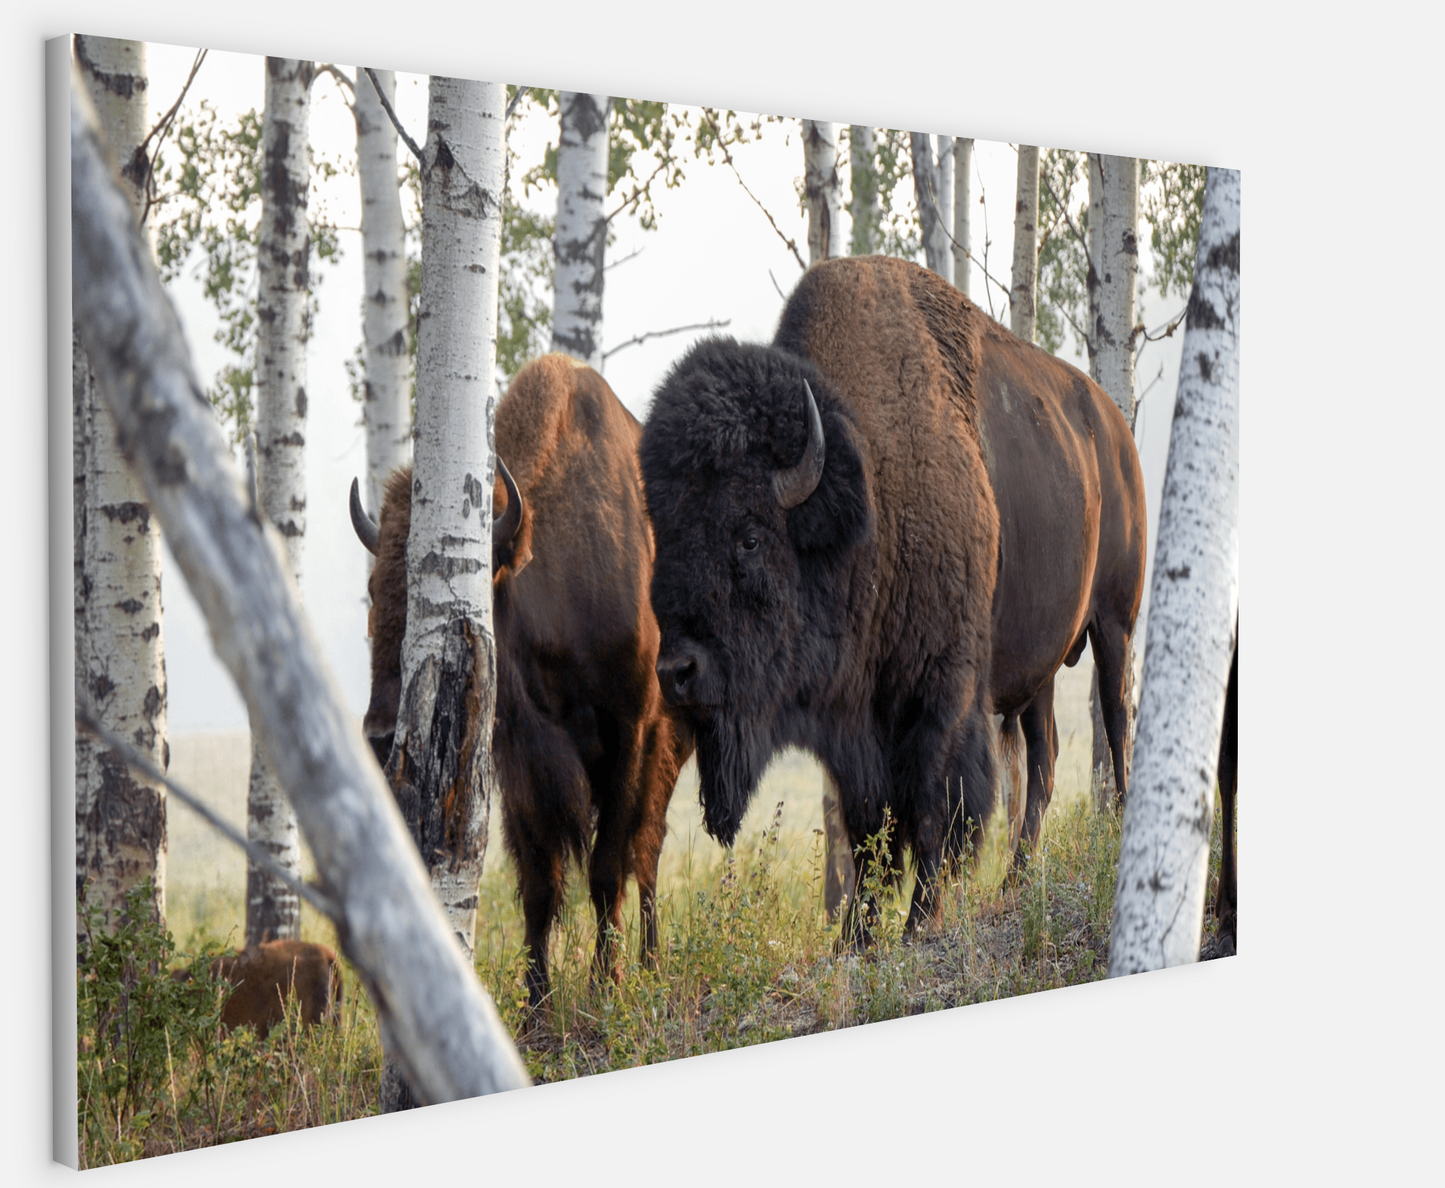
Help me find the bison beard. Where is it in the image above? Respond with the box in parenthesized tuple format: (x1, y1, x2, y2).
(693, 714, 777, 846)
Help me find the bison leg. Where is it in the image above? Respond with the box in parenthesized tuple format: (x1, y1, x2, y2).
(511, 837, 565, 1012)
(1214, 638, 1238, 953)
(1089, 619, 1133, 806)
(1015, 675, 1061, 865)
(944, 709, 997, 869)
(631, 722, 678, 967)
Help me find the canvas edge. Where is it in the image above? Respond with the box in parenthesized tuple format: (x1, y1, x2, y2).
(46, 31, 79, 1172)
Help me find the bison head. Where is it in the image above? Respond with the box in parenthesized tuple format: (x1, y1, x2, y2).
(350, 460, 530, 766)
(639, 338, 873, 844)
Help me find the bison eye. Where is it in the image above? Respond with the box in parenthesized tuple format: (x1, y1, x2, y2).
(740, 534, 759, 553)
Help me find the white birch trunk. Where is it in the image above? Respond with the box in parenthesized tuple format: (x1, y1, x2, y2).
(934, 135, 953, 285)
(910, 132, 948, 277)
(953, 137, 973, 300)
(246, 57, 314, 947)
(382, 75, 507, 1114)
(1108, 167, 1239, 976)
(70, 72, 529, 1099)
(551, 92, 610, 367)
(802, 119, 841, 265)
(1010, 145, 1040, 343)
(355, 67, 412, 521)
(1089, 154, 1140, 809)
(1086, 153, 1104, 378)
(1095, 154, 1140, 420)
(848, 125, 879, 257)
(73, 35, 168, 944)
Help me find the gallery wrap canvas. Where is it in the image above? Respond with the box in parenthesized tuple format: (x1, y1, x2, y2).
(54, 18, 1239, 1173)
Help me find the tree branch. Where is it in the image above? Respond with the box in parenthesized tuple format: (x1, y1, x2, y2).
(1038, 168, 1096, 281)
(364, 67, 425, 164)
(76, 701, 341, 922)
(605, 155, 670, 224)
(601, 317, 731, 363)
(700, 110, 807, 271)
(139, 47, 207, 227)
(604, 244, 644, 272)
(315, 63, 355, 109)
(504, 86, 530, 122)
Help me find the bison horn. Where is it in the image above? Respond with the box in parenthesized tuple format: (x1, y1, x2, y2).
(494, 457, 523, 545)
(773, 379, 825, 509)
(349, 478, 379, 556)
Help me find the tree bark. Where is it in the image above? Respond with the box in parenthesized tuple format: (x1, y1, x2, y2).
(355, 67, 412, 524)
(71, 67, 529, 1102)
(1010, 145, 1040, 343)
(551, 91, 610, 367)
(848, 125, 879, 257)
(381, 75, 508, 1112)
(1108, 166, 1239, 976)
(910, 132, 948, 277)
(246, 56, 315, 948)
(1088, 154, 1140, 810)
(802, 120, 841, 266)
(73, 35, 168, 947)
(953, 137, 973, 299)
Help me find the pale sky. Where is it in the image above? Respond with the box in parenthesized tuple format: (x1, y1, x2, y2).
(141, 41, 1188, 733)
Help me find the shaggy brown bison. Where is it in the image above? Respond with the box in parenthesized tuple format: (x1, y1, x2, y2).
(641, 257, 1145, 927)
(351, 354, 690, 1009)
(174, 939, 342, 1040)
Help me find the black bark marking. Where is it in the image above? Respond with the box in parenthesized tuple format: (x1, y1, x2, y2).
(1163, 563, 1191, 581)
(74, 37, 149, 100)
(296, 387, 308, 420)
(116, 598, 145, 615)
(100, 501, 151, 529)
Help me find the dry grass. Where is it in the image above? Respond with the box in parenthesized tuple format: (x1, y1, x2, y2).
(85, 659, 1232, 1164)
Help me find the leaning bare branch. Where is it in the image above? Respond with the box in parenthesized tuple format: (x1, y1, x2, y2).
(700, 110, 807, 271)
(76, 700, 341, 922)
(601, 318, 731, 363)
(364, 67, 425, 164)
(139, 47, 207, 226)
(71, 68, 529, 1104)
(769, 269, 787, 300)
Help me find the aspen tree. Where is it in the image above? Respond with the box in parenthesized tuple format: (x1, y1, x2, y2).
(1109, 167, 1238, 975)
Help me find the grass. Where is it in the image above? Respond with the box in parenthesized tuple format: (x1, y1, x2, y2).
(81, 661, 1235, 1165)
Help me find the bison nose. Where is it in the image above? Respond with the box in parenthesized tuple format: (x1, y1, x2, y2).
(657, 651, 705, 707)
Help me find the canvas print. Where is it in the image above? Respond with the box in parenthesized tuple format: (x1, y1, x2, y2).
(64, 31, 1239, 1167)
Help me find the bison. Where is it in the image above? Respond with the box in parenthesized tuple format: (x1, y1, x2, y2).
(351, 354, 691, 1010)
(174, 939, 342, 1040)
(640, 257, 1145, 928)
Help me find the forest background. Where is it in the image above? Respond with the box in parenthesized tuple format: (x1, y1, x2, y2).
(13, 0, 1441, 1185)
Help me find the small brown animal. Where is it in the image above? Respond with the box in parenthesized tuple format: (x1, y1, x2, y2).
(174, 939, 343, 1040)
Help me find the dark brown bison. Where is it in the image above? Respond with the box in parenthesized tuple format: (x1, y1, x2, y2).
(174, 939, 342, 1040)
(351, 354, 691, 1009)
(640, 257, 1145, 926)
